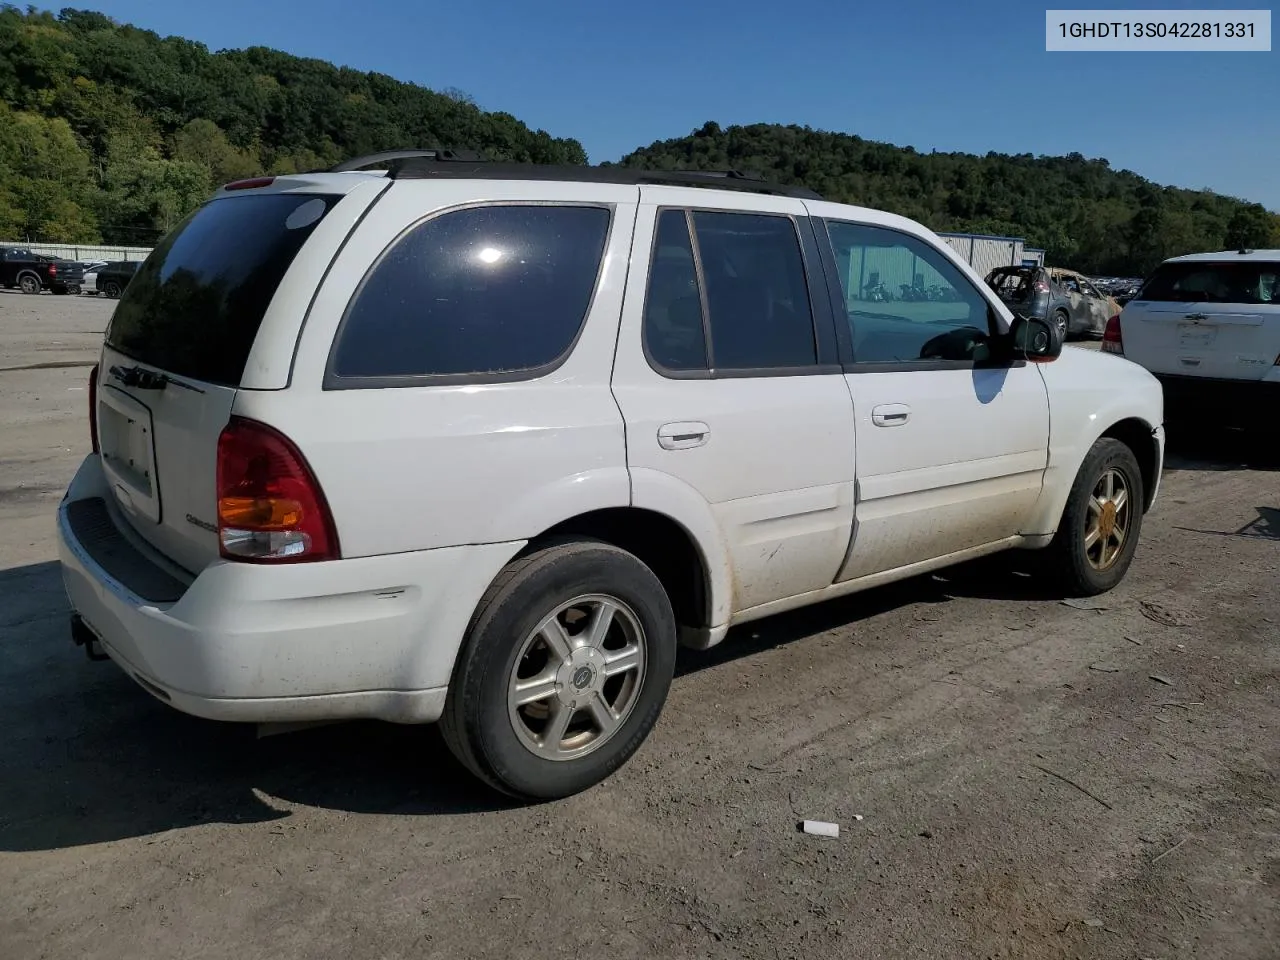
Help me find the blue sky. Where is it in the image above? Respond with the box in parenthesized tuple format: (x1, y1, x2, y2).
(80, 0, 1278, 210)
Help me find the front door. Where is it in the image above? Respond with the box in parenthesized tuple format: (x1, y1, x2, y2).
(610, 189, 857, 616)
(809, 213, 1051, 581)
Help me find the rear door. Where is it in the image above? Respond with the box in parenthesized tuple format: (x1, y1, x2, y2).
(610, 189, 856, 615)
(1077, 277, 1114, 336)
(93, 177, 386, 574)
(1055, 273, 1091, 332)
(1120, 258, 1280, 379)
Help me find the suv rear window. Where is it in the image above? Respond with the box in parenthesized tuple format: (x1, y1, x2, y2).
(987, 268, 1036, 298)
(1139, 261, 1280, 305)
(105, 193, 337, 386)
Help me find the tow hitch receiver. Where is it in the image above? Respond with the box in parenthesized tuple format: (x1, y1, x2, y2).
(70, 613, 109, 662)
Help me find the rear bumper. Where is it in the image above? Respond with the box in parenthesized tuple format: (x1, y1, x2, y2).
(56, 455, 520, 724)
(1154, 373, 1278, 425)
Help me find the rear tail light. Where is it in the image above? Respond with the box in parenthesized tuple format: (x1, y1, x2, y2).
(215, 417, 339, 563)
(1034, 280, 1050, 294)
(88, 363, 99, 453)
(1101, 314, 1123, 354)
(49, 264, 57, 277)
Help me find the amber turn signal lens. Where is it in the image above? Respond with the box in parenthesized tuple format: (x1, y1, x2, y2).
(218, 496, 304, 530)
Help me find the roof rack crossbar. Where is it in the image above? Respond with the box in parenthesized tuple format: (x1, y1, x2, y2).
(380, 157, 822, 200)
(330, 148, 486, 172)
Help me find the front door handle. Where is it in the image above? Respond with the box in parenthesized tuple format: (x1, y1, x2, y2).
(871, 404, 911, 427)
(657, 421, 710, 450)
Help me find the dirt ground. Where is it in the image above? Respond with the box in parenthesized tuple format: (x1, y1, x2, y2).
(1, 289, 1277, 960)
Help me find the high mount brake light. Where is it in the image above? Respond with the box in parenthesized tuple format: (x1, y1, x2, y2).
(215, 417, 339, 563)
(224, 177, 276, 191)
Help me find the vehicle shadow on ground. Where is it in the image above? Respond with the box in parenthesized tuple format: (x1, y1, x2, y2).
(1, 548, 1062, 852)
(1163, 422, 1280, 473)
(675, 552, 1057, 678)
(0, 562, 516, 855)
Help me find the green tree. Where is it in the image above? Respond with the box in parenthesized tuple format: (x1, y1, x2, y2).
(616, 122, 1275, 275)
(1223, 204, 1275, 250)
(99, 132, 209, 241)
(0, 101, 98, 240)
(170, 118, 260, 183)
(0, 3, 589, 243)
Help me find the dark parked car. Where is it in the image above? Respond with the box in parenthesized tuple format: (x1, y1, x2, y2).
(984, 265, 1118, 340)
(96, 260, 140, 299)
(0, 246, 85, 294)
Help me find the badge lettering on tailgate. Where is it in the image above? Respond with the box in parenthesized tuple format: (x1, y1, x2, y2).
(185, 514, 218, 533)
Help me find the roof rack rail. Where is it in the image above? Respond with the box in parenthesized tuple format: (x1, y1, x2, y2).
(330, 148, 487, 172)
(378, 154, 822, 200)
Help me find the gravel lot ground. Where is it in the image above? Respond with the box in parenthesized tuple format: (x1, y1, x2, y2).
(2, 290, 1277, 960)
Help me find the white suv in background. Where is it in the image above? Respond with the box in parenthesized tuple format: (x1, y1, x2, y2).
(1104, 249, 1280, 430)
(57, 152, 1165, 800)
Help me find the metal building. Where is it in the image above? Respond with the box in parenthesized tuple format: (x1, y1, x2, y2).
(937, 232, 1043, 275)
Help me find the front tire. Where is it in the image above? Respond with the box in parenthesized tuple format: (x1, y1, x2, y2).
(1043, 438, 1145, 596)
(441, 538, 678, 801)
(104, 281, 122, 299)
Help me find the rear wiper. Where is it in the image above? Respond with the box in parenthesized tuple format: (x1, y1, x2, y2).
(108, 364, 204, 394)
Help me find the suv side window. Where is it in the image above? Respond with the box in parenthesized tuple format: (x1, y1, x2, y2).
(642, 209, 818, 374)
(824, 220, 994, 365)
(329, 204, 611, 384)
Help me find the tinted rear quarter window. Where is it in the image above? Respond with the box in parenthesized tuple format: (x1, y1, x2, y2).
(106, 193, 337, 386)
(643, 210, 708, 371)
(329, 204, 611, 383)
(1140, 261, 1280, 305)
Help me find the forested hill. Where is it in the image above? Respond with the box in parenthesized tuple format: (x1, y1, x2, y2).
(615, 122, 1280, 276)
(3, 7, 1277, 273)
(0, 6, 586, 245)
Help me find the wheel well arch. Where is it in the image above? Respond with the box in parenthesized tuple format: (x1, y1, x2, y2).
(524, 508, 710, 631)
(1099, 417, 1159, 511)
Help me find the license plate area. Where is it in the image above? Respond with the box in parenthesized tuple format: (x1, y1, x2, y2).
(1178, 323, 1216, 349)
(98, 384, 161, 524)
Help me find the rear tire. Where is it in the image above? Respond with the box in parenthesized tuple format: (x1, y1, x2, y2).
(1042, 438, 1145, 596)
(1053, 309, 1070, 341)
(18, 273, 40, 295)
(440, 538, 678, 801)
(104, 281, 122, 299)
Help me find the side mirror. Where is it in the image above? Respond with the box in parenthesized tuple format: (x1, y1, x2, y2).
(1009, 314, 1063, 362)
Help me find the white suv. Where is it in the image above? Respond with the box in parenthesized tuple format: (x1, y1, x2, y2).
(57, 152, 1165, 800)
(1102, 249, 1280, 430)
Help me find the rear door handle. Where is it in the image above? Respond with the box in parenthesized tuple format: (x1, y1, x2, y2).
(657, 421, 710, 450)
(871, 403, 911, 427)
